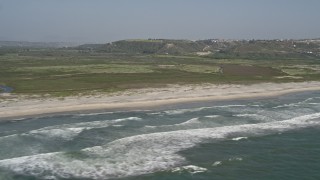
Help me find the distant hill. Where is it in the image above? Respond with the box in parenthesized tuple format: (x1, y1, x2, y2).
(0, 41, 81, 48)
(76, 38, 320, 59)
(2, 39, 319, 59)
(77, 39, 204, 54)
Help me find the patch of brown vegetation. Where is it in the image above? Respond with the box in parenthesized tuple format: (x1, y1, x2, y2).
(221, 64, 284, 76)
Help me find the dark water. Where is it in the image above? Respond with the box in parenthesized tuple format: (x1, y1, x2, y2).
(0, 91, 320, 180)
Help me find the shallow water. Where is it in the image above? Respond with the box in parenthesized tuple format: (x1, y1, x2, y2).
(0, 91, 319, 179)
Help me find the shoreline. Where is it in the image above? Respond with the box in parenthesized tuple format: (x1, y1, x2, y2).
(1, 82, 320, 120)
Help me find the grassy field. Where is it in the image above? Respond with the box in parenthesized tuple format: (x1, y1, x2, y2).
(0, 47, 319, 96)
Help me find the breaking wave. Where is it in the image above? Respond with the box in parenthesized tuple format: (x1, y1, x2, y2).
(0, 112, 319, 179)
(27, 117, 142, 140)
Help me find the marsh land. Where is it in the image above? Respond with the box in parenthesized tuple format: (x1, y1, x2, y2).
(1, 39, 320, 97)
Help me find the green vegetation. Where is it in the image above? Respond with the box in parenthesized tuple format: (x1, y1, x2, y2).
(0, 39, 320, 96)
(179, 65, 221, 74)
(14, 64, 155, 74)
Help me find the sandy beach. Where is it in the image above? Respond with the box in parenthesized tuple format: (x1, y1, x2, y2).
(1, 81, 320, 119)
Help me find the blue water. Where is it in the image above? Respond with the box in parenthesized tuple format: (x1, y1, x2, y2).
(0, 85, 13, 93)
(0, 91, 319, 179)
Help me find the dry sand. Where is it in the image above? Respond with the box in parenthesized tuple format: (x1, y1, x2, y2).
(1, 82, 320, 119)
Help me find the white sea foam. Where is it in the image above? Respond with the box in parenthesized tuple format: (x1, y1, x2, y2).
(0, 112, 319, 179)
(29, 127, 89, 140)
(112, 125, 124, 127)
(273, 103, 301, 109)
(145, 118, 200, 128)
(273, 97, 320, 109)
(234, 114, 259, 117)
(171, 165, 207, 174)
(64, 117, 141, 128)
(112, 117, 142, 123)
(204, 115, 220, 118)
(163, 105, 249, 115)
(164, 107, 209, 115)
(212, 161, 222, 167)
(303, 97, 320, 103)
(234, 114, 270, 122)
(232, 137, 248, 141)
(228, 157, 243, 161)
(0, 134, 18, 141)
(307, 103, 320, 105)
(10, 118, 27, 121)
(147, 112, 163, 115)
(25, 117, 142, 140)
(177, 118, 200, 125)
(250, 105, 262, 107)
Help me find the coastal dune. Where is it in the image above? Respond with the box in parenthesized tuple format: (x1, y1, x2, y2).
(1, 82, 320, 119)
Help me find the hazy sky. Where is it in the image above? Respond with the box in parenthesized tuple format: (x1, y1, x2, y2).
(0, 0, 319, 43)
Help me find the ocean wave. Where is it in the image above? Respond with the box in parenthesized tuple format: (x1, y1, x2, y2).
(231, 137, 248, 141)
(214, 105, 248, 108)
(303, 97, 320, 103)
(24, 117, 142, 140)
(307, 103, 320, 105)
(164, 107, 210, 115)
(234, 114, 270, 122)
(272, 96, 320, 109)
(145, 118, 200, 128)
(273, 103, 301, 109)
(212, 157, 242, 167)
(163, 104, 249, 115)
(212, 161, 222, 167)
(29, 127, 89, 140)
(0, 112, 319, 179)
(112, 117, 142, 123)
(0, 134, 18, 141)
(73, 110, 151, 118)
(228, 157, 243, 161)
(171, 165, 207, 174)
(112, 125, 124, 127)
(204, 115, 220, 118)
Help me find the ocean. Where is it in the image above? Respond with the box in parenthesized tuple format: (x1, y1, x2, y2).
(0, 91, 320, 180)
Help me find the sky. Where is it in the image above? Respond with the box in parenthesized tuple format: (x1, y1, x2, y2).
(0, 0, 320, 43)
